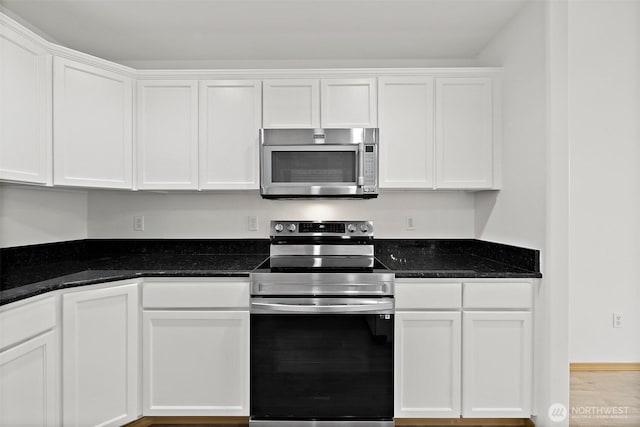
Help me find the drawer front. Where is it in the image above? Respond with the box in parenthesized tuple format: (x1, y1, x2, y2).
(463, 282, 533, 310)
(0, 297, 57, 350)
(395, 281, 462, 310)
(143, 278, 250, 308)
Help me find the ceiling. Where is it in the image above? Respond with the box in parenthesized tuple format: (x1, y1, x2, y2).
(1, 0, 527, 68)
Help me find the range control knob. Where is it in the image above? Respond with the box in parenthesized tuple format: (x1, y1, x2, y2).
(287, 223, 297, 232)
(360, 224, 369, 233)
(274, 223, 284, 232)
(347, 224, 357, 233)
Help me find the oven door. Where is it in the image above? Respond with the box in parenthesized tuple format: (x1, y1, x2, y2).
(250, 298, 394, 424)
(261, 145, 363, 197)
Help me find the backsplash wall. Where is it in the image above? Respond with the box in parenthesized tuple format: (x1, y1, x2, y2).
(0, 185, 88, 248)
(87, 189, 475, 239)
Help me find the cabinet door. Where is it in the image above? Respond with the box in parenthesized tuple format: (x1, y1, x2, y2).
(395, 311, 461, 418)
(462, 311, 532, 418)
(378, 77, 434, 188)
(62, 283, 139, 427)
(199, 80, 261, 189)
(143, 310, 249, 416)
(321, 78, 377, 128)
(262, 79, 320, 128)
(0, 330, 58, 427)
(53, 57, 133, 188)
(0, 25, 51, 184)
(435, 77, 494, 189)
(136, 80, 198, 189)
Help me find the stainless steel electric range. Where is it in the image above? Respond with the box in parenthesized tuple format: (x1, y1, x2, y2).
(249, 220, 395, 427)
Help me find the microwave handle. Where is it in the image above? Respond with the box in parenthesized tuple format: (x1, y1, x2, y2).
(357, 142, 365, 186)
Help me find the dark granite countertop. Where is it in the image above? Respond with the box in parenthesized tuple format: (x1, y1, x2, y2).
(376, 239, 542, 279)
(1, 238, 541, 306)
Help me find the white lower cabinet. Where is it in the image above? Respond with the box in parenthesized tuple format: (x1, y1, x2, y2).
(0, 296, 59, 427)
(141, 278, 250, 416)
(395, 311, 461, 417)
(462, 311, 533, 418)
(62, 282, 139, 427)
(142, 310, 249, 415)
(394, 280, 533, 421)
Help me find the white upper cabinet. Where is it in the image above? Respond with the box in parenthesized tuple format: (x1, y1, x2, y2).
(53, 57, 133, 188)
(262, 79, 320, 128)
(378, 77, 434, 188)
(435, 77, 495, 189)
(136, 80, 199, 190)
(199, 80, 261, 189)
(262, 78, 377, 129)
(0, 23, 51, 184)
(320, 78, 377, 128)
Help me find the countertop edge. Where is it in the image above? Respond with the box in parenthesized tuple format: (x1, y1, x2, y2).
(0, 270, 253, 307)
(1, 268, 542, 307)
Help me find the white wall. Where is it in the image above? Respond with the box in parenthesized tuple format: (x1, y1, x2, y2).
(0, 184, 88, 247)
(568, 0, 640, 363)
(87, 190, 475, 239)
(475, 2, 547, 250)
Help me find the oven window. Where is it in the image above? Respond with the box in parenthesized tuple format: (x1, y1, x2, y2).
(250, 314, 393, 420)
(271, 151, 356, 183)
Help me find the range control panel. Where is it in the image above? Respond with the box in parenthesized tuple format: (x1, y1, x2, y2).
(271, 220, 373, 237)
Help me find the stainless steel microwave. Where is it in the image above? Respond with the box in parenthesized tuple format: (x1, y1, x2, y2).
(260, 128, 378, 198)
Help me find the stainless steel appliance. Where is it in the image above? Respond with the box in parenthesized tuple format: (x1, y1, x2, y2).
(260, 128, 379, 198)
(250, 221, 394, 427)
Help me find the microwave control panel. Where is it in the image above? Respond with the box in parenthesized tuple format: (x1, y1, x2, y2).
(363, 144, 377, 191)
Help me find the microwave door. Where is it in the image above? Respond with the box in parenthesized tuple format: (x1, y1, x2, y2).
(262, 145, 360, 196)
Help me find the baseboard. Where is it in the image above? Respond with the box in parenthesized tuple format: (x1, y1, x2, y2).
(126, 416, 534, 426)
(123, 416, 249, 426)
(394, 419, 534, 426)
(570, 362, 640, 371)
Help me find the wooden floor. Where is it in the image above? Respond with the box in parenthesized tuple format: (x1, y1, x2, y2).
(570, 370, 640, 426)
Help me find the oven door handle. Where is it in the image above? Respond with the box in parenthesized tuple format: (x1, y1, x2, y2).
(251, 298, 394, 314)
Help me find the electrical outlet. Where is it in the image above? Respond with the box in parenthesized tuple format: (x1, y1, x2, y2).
(248, 215, 258, 231)
(405, 216, 415, 231)
(133, 215, 144, 231)
(613, 312, 623, 328)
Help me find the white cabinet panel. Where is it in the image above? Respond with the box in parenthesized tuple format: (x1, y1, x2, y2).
(395, 280, 461, 310)
(435, 78, 494, 189)
(0, 25, 51, 184)
(0, 330, 59, 427)
(142, 278, 249, 309)
(378, 77, 434, 188)
(262, 79, 320, 128)
(462, 311, 532, 418)
(463, 282, 533, 310)
(143, 310, 249, 416)
(62, 282, 139, 427)
(321, 78, 377, 128)
(0, 296, 56, 350)
(53, 57, 133, 188)
(136, 80, 198, 189)
(395, 311, 461, 418)
(199, 80, 261, 189)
